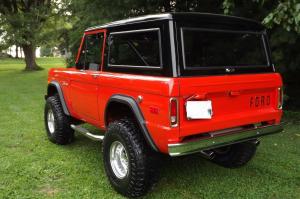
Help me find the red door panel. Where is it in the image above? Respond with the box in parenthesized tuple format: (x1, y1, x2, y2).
(69, 70, 100, 123)
(68, 29, 106, 124)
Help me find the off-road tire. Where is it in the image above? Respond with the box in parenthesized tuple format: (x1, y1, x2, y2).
(211, 141, 257, 168)
(44, 94, 74, 144)
(103, 119, 157, 198)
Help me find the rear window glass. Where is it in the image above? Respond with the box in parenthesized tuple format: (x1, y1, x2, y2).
(108, 29, 162, 68)
(181, 28, 268, 69)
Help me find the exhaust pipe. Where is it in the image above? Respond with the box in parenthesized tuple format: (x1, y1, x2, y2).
(200, 150, 215, 160)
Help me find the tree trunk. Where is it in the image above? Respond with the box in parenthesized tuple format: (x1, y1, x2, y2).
(15, 45, 19, 58)
(22, 44, 40, 70)
(20, 47, 23, 58)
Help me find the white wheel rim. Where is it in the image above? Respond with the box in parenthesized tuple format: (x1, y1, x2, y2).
(47, 109, 55, 134)
(110, 141, 129, 179)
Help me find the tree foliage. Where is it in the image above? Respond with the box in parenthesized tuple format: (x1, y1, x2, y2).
(263, 1, 300, 33)
(0, 0, 299, 108)
(221, 0, 300, 108)
(0, 0, 68, 70)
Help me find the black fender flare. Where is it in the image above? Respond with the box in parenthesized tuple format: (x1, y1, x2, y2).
(105, 94, 159, 152)
(46, 81, 70, 116)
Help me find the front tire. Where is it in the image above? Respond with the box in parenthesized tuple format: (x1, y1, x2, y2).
(103, 119, 155, 198)
(44, 94, 74, 145)
(211, 140, 258, 168)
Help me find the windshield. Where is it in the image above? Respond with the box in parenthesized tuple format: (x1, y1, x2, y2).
(180, 28, 271, 75)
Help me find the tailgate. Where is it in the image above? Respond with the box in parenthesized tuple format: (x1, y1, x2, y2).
(178, 73, 283, 137)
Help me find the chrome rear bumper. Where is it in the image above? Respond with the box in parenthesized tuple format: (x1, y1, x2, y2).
(168, 124, 283, 157)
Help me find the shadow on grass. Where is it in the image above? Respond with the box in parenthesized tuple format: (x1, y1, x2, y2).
(23, 65, 44, 72)
(61, 133, 231, 193)
(40, 129, 300, 199)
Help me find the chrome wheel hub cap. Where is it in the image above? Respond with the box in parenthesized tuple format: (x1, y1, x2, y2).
(110, 141, 129, 179)
(47, 109, 55, 134)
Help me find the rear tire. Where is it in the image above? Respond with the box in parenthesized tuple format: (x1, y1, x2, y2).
(211, 140, 257, 168)
(103, 119, 157, 198)
(44, 94, 74, 145)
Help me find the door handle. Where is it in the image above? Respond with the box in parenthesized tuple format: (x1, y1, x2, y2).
(92, 74, 101, 79)
(229, 91, 240, 96)
(186, 93, 207, 101)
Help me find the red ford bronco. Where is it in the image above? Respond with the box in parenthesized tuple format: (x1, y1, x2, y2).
(44, 13, 283, 197)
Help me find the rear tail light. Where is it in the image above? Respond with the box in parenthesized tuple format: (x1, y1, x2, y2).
(170, 98, 178, 127)
(278, 87, 283, 109)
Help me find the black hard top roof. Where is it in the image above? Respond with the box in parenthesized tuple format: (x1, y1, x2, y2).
(85, 12, 265, 32)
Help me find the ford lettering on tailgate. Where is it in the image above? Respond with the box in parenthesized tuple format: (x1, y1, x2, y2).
(250, 95, 271, 108)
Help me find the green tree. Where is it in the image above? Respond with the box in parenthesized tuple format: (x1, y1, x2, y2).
(222, 0, 300, 108)
(0, 0, 54, 70)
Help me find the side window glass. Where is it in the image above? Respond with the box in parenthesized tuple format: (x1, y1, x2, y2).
(85, 33, 103, 70)
(108, 29, 161, 68)
(76, 33, 104, 71)
(109, 41, 144, 66)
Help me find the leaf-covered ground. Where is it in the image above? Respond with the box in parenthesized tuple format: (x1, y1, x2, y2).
(0, 58, 299, 198)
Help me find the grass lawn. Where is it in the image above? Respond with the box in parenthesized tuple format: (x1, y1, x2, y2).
(0, 57, 299, 199)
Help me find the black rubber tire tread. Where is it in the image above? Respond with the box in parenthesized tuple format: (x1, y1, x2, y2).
(44, 94, 74, 145)
(103, 118, 157, 198)
(211, 141, 257, 168)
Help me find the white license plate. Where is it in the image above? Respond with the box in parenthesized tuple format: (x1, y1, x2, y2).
(186, 100, 212, 119)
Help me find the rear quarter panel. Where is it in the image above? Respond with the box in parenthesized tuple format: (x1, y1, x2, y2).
(98, 72, 180, 153)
